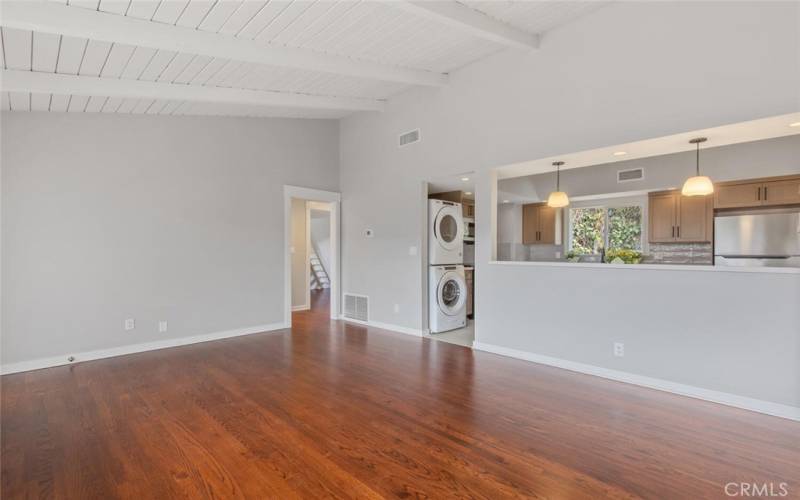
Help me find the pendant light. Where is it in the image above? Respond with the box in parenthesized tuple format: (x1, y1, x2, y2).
(681, 137, 714, 196)
(547, 161, 569, 208)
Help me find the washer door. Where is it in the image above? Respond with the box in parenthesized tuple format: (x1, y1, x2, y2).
(433, 205, 464, 252)
(437, 271, 467, 316)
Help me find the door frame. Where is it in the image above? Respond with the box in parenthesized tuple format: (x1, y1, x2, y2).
(283, 185, 341, 327)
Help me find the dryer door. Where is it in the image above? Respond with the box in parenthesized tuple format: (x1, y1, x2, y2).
(437, 271, 467, 316)
(433, 205, 464, 252)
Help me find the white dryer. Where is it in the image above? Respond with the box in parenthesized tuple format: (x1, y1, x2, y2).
(428, 199, 463, 265)
(429, 265, 467, 333)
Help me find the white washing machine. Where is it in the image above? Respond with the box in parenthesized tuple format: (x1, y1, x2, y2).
(429, 265, 467, 333)
(428, 199, 464, 265)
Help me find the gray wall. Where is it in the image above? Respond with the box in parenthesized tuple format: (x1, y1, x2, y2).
(499, 135, 800, 202)
(340, 1, 800, 407)
(2, 112, 339, 366)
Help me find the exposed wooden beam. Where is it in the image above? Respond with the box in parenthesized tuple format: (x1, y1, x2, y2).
(397, 1, 539, 50)
(0, 70, 385, 112)
(0, 1, 448, 87)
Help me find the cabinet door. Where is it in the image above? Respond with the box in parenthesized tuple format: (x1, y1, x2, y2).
(648, 193, 677, 242)
(677, 195, 712, 242)
(762, 178, 800, 206)
(714, 182, 762, 209)
(522, 204, 539, 244)
(537, 206, 558, 244)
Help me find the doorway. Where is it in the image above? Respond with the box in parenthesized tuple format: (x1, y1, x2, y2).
(283, 186, 340, 328)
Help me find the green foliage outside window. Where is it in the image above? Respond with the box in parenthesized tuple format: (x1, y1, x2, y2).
(569, 205, 642, 255)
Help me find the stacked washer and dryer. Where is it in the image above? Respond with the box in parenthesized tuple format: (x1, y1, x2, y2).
(428, 199, 468, 333)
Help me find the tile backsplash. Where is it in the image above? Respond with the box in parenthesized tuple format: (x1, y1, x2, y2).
(645, 243, 713, 265)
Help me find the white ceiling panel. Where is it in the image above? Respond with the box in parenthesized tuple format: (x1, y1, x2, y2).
(56, 35, 89, 74)
(85, 95, 108, 112)
(101, 96, 123, 112)
(8, 91, 30, 111)
(151, 1, 191, 24)
(98, 0, 131, 16)
(1, 1, 609, 118)
(79, 39, 112, 76)
(2, 28, 32, 70)
(175, 1, 216, 28)
(120, 46, 158, 79)
(49, 94, 70, 112)
(197, 1, 243, 32)
(67, 94, 90, 111)
(32, 32, 61, 72)
(30, 92, 52, 111)
(125, 1, 161, 21)
(100, 43, 136, 77)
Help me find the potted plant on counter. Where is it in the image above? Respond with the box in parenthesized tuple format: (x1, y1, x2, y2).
(605, 248, 642, 264)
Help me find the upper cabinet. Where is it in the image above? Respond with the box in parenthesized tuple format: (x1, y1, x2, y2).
(714, 175, 800, 209)
(648, 191, 713, 243)
(522, 203, 558, 244)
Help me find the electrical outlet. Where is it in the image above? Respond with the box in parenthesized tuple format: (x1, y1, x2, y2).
(409, 246, 418, 256)
(159, 321, 168, 333)
(125, 318, 135, 331)
(614, 342, 625, 357)
(393, 303, 400, 313)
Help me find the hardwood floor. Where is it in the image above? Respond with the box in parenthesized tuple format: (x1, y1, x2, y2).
(2, 291, 798, 499)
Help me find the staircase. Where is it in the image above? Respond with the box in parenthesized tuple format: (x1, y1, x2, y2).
(309, 252, 330, 290)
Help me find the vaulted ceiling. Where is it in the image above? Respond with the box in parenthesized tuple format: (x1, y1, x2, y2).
(0, 1, 608, 119)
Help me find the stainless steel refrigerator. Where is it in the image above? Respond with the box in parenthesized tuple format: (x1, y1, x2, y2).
(714, 208, 800, 268)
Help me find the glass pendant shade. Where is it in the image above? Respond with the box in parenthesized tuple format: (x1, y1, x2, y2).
(682, 137, 712, 196)
(547, 191, 570, 207)
(546, 161, 569, 207)
(681, 175, 714, 196)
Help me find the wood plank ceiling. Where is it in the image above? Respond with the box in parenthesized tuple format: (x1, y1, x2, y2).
(0, 1, 609, 119)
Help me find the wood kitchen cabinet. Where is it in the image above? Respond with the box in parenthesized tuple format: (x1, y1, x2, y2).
(522, 203, 558, 244)
(714, 175, 800, 209)
(648, 190, 713, 243)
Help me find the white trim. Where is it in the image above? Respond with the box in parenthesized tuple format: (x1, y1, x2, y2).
(1, 322, 287, 375)
(340, 317, 424, 337)
(1, 70, 383, 112)
(396, 1, 540, 50)
(305, 202, 311, 311)
(2, 2, 447, 88)
(473, 342, 800, 422)
(292, 305, 310, 312)
(488, 260, 800, 274)
(284, 186, 341, 327)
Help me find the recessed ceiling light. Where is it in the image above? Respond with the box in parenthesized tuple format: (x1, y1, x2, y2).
(461, 177, 470, 181)
(790, 122, 800, 128)
(613, 151, 627, 156)
(503, 200, 510, 203)
(465, 191, 473, 195)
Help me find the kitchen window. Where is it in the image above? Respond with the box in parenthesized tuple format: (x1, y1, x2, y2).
(568, 204, 643, 254)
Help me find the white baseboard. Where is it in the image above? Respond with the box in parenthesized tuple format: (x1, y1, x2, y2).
(292, 305, 310, 311)
(1, 322, 288, 375)
(473, 341, 800, 422)
(339, 317, 423, 337)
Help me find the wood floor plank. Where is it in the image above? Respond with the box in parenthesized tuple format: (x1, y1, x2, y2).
(2, 290, 799, 499)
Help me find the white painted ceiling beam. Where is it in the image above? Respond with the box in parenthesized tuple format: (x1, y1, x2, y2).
(0, 2, 448, 87)
(397, 1, 539, 50)
(0, 70, 385, 112)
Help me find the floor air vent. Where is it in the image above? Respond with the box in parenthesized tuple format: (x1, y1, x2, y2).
(398, 129, 420, 147)
(618, 168, 644, 182)
(343, 293, 369, 322)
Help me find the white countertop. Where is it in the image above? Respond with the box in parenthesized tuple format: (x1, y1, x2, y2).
(488, 260, 800, 274)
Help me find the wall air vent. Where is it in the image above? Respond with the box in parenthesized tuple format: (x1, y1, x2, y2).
(398, 129, 420, 147)
(617, 168, 644, 183)
(343, 293, 369, 322)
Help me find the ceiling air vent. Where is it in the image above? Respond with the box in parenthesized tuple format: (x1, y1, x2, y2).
(398, 129, 420, 147)
(617, 168, 644, 183)
(343, 293, 369, 322)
